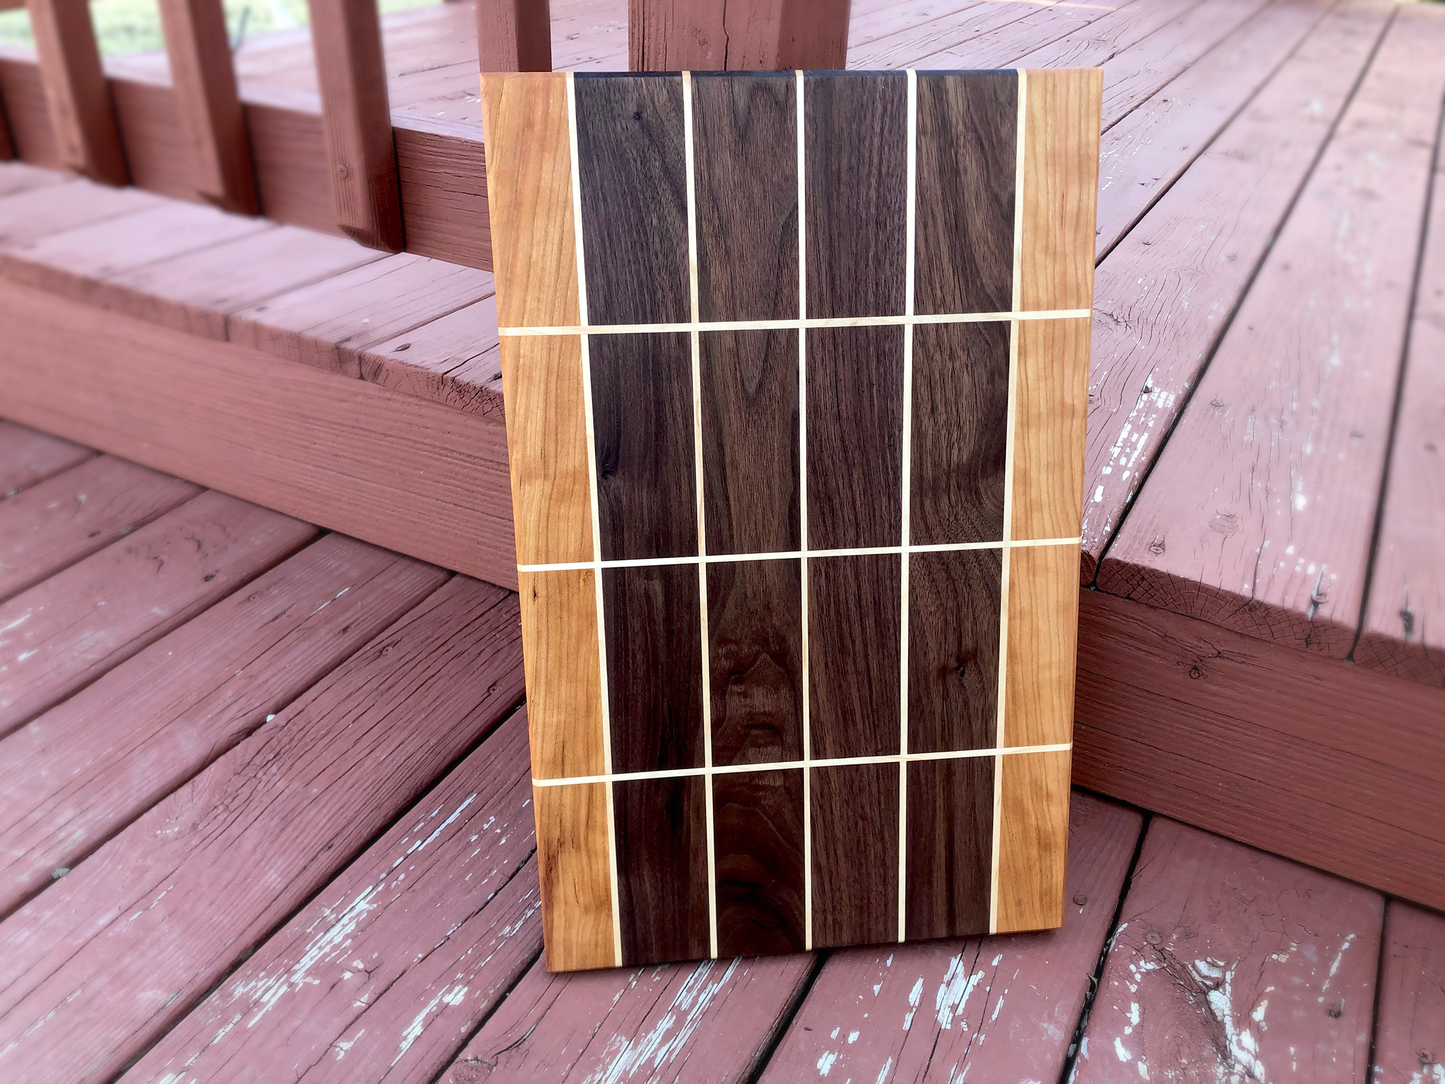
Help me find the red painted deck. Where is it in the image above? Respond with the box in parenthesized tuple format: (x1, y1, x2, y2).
(0, 426, 1436, 1083)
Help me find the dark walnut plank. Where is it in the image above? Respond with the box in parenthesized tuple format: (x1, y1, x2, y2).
(692, 71, 798, 321)
(1071, 817, 1383, 1084)
(0, 421, 91, 498)
(759, 793, 1142, 1084)
(444, 951, 816, 1083)
(1080, 0, 1394, 582)
(118, 710, 538, 1084)
(908, 548, 1001, 752)
(708, 557, 804, 766)
(0, 534, 445, 916)
(573, 73, 690, 325)
(714, 768, 806, 956)
(590, 332, 698, 561)
(0, 491, 315, 739)
(0, 577, 525, 1084)
(0, 455, 199, 602)
(1097, 5, 1445, 654)
(808, 552, 900, 758)
(811, 761, 898, 949)
(1371, 901, 1445, 1084)
(913, 71, 1016, 315)
(804, 72, 906, 319)
(700, 328, 800, 555)
(905, 755, 992, 938)
(614, 775, 710, 965)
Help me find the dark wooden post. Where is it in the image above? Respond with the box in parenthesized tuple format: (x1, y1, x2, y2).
(628, 0, 851, 71)
(476, 0, 553, 72)
(157, 0, 260, 214)
(307, 0, 404, 252)
(26, 0, 128, 184)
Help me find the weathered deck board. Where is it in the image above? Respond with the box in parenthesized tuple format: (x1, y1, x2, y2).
(1080, 0, 1395, 583)
(0, 577, 524, 1084)
(1071, 817, 1383, 1084)
(932, 0, 1195, 70)
(358, 296, 502, 418)
(1371, 901, 1445, 1084)
(0, 491, 315, 739)
(1354, 126, 1445, 686)
(0, 533, 446, 916)
(873, 0, 1130, 71)
(446, 952, 817, 1082)
(0, 176, 161, 247)
(121, 710, 539, 1084)
(757, 794, 1142, 1084)
(1097, 4, 1445, 655)
(0, 455, 199, 602)
(0, 421, 91, 498)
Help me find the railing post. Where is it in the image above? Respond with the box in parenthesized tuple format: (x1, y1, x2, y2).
(476, 0, 553, 72)
(628, 0, 851, 71)
(157, 0, 260, 214)
(307, 0, 404, 252)
(26, 0, 128, 184)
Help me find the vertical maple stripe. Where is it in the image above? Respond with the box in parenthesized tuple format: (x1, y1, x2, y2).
(1010, 318, 1091, 541)
(995, 749, 1071, 933)
(534, 782, 617, 972)
(811, 762, 899, 948)
(908, 548, 1001, 752)
(1004, 543, 1079, 747)
(501, 335, 593, 565)
(479, 73, 579, 329)
(906, 756, 994, 939)
(614, 775, 711, 964)
(573, 73, 690, 325)
(913, 72, 1017, 316)
(518, 569, 605, 780)
(713, 768, 807, 956)
(1018, 68, 1102, 312)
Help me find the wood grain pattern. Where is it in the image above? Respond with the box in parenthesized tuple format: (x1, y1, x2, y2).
(806, 325, 903, 550)
(914, 71, 1016, 315)
(1372, 901, 1445, 1084)
(804, 72, 906, 318)
(520, 570, 604, 780)
(905, 756, 993, 939)
(574, 74, 690, 325)
(503, 335, 593, 565)
(808, 553, 900, 759)
(1011, 318, 1090, 541)
(360, 298, 503, 417)
(1018, 68, 1101, 311)
(535, 782, 617, 972)
(629, 0, 852, 70)
(1070, 817, 1382, 1083)
(477, 0, 553, 71)
(692, 72, 798, 321)
(591, 332, 698, 561)
(708, 558, 803, 766)
(701, 329, 799, 555)
(811, 762, 898, 949)
(908, 549, 1000, 752)
(0, 421, 90, 499)
(614, 775, 710, 965)
(994, 748, 1070, 933)
(713, 769, 805, 956)
(25, 0, 127, 184)
(1004, 543, 1079, 746)
(910, 321, 1008, 544)
(604, 563, 704, 773)
(479, 73, 577, 329)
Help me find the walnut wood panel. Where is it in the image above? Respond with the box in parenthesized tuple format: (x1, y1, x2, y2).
(995, 748, 1070, 932)
(614, 775, 710, 964)
(713, 768, 806, 956)
(534, 781, 616, 972)
(905, 756, 993, 938)
(808, 553, 901, 759)
(519, 569, 604, 780)
(908, 549, 1000, 752)
(811, 762, 898, 949)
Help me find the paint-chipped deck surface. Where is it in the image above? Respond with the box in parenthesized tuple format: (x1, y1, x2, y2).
(0, 425, 1437, 1084)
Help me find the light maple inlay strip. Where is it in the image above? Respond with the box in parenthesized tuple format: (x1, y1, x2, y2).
(796, 67, 814, 954)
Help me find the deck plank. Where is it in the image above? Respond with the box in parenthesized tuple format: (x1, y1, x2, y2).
(1070, 817, 1383, 1084)
(0, 576, 524, 1084)
(920, 0, 1193, 70)
(0, 421, 92, 498)
(226, 253, 494, 378)
(0, 455, 199, 602)
(1371, 900, 1445, 1084)
(120, 710, 538, 1084)
(1354, 118, 1445, 686)
(757, 793, 1142, 1084)
(0, 491, 315, 739)
(358, 296, 502, 418)
(0, 533, 447, 916)
(0, 176, 162, 248)
(1080, 0, 1395, 583)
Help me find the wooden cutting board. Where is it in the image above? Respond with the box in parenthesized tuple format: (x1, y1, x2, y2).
(481, 67, 1100, 971)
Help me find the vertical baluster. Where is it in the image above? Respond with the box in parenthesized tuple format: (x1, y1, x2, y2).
(307, 0, 403, 252)
(628, 0, 851, 71)
(476, 0, 553, 72)
(26, 0, 127, 183)
(157, 0, 260, 214)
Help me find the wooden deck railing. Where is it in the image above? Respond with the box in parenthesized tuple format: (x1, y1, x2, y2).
(0, 0, 852, 265)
